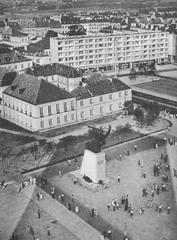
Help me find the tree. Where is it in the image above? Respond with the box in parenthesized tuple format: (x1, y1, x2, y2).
(60, 135, 77, 159)
(45, 30, 58, 38)
(68, 25, 86, 36)
(86, 126, 111, 153)
(124, 100, 133, 114)
(134, 107, 145, 128)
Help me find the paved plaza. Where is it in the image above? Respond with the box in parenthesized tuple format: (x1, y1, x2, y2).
(41, 133, 177, 240)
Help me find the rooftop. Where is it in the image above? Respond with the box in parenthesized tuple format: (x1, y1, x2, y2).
(0, 49, 31, 65)
(0, 67, 17, 87)
(4, 74, 73, 105)
(71, 73, 129, 99)
(26, 63, 82, 78)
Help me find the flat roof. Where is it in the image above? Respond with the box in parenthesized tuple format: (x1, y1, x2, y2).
(132, 78, 177, 103)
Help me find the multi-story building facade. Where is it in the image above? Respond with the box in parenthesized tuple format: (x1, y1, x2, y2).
(2, 74, 77, 131)
(50, 30, 171, 73)
(2, 73, 132, 132)
(72, 73, 131, 122)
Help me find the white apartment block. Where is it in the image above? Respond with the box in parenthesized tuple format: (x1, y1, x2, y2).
(50, 30, 171, 72)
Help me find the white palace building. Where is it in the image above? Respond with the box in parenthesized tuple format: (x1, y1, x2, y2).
(2, 73, 131, 132)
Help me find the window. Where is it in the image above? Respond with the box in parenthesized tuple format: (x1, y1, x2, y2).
(64, 115, 67, 122)
(71, 113, 75, 121)
(100, 106, 103, 113)
(48, 105, 52, 115)
(56, 103, 60, 114)
(80, 100, 83, 107)
(57, 116, 60, 124)
(64, 102, 67, 112)
(71, 101, 75, 110)
(125, 90, 129, 96)
(40, 120, 44, 129)
(80, 111, 84, 118)
(100, 96, 103, 102)
(90, 99, 93, 104)
(49, 119, 52, 127)
(90, 109, 94, 116)
(39, 107, 43, 117)
(109, 94, 112, 100)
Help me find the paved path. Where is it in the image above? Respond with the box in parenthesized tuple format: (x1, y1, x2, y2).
(14, 181, 101, 240)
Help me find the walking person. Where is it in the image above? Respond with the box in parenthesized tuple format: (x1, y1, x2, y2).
(37, 209, 41, 219)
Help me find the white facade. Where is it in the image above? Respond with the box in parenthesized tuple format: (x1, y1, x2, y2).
(2, 94, 77, 131)
(36, 75, 82, 92)
(1, 59, 33, 72)
(76, 89, 132, 122)
(50, 30, 170, 71)
(2, 82, 132, 132)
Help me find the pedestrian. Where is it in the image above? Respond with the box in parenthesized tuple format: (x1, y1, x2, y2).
(47, 230, 51, 237)
(130, 209, 134, 217)
(112, 200, 116, 212)
(67, 202, 72, 211)
(74, 178, 77, 184)
(134, 145, 137, 152)
(37, 209, 41, 219)
(151, 189, 154, 198)
(127, 150, 130, 156)
(71, 194, 74, 202)
(107, 202, 111, 211)
(117, 175, 120, 183)
(158, 204, 162, 213)
(167, 205, 171, 214)
(142, 169, 146, 178)
(157, 185, 160, 195)
(75, 206, 79, 214)
(107, 229, 112, 240)
(58, 170, 62, 177)
(39, 193, 43, 200)
(51, 187, 55, 199)
(61, 193, 64, 203)
(138, 160, 141, 166)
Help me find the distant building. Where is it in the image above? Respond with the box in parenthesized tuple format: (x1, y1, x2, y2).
(50, 30, 171, 73)
(0, 48, 33, 72)
(26, 63, 82, 92)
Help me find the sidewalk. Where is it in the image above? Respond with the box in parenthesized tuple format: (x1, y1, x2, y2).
(15, 182, 101, 240)
(167, 144, 177, 207)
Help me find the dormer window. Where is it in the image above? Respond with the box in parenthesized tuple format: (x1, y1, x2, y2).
(5, 57, 11, 63)
(19, 88, 25, 94)
(11, 85, 17, 91)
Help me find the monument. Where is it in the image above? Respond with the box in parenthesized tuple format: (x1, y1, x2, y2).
(70, 125, 111, 191)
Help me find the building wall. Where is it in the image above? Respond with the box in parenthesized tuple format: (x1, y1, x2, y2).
(2, 94, 77, 131)
(1, 60, 33, 72)
(36, 75, 82, 92)
(76, 89, 132, 122)
(2, 88, 132, 132)
(50, 31, 170, 71)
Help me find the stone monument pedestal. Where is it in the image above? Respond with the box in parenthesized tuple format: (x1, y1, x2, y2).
(69, 149, 111, 192)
